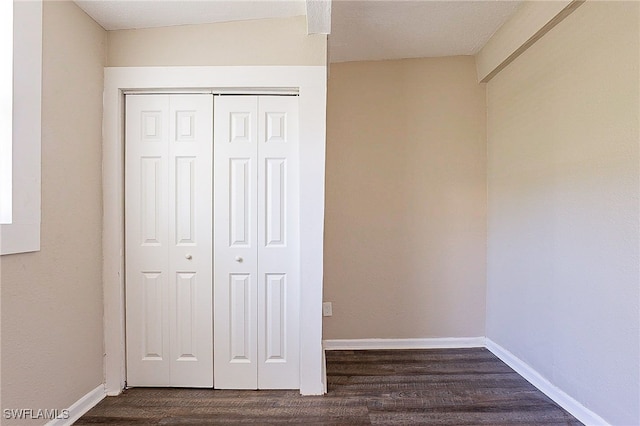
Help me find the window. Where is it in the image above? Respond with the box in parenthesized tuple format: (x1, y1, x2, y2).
(0, 0, 13, 225)
(0, 0, 42, 255)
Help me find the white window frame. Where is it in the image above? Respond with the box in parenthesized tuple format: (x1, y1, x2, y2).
(0, 0, 13, 225)
(0, 0, 42, 255)
(103, 66, 327, 396)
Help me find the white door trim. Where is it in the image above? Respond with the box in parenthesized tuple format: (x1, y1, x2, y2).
(102, 66, 327, 396)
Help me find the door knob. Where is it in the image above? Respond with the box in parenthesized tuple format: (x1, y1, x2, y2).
(235, 256, 243, 262)
(185, 254, 192, 260)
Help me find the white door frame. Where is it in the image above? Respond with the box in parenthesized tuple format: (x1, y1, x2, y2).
(102, 66, 327, 396)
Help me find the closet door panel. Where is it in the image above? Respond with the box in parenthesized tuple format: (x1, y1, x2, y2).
(214, 96, 259, 389)
(168, 95, 213, 387)
(126, 94, 213, 388)
(257, 96, 300, 389)
(126, 95, 171, 386)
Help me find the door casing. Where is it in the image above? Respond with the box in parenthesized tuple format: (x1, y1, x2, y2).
(102, 66, 327, 396)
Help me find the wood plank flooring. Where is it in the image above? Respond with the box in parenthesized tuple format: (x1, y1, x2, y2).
(76, 348, 582, 425)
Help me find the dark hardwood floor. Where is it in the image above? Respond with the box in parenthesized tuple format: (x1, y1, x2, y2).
(76, 348, 582, 425)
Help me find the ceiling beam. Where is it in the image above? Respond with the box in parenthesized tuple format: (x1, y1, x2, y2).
(306, 0, 331, 35)
(476, 0, 585, 83)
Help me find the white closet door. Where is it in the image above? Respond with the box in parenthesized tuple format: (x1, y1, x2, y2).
(167, 95, 214, 387)
(257, 96, 300, 389)
(214, 96, 300, 390)
(213, 96, 259, 389)
(126, 95, 171, 386)
(126, 94, 213, 387)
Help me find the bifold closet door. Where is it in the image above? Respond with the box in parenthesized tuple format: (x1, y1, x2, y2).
(214, 96, 300, 389)
(125, 94, 213, 387)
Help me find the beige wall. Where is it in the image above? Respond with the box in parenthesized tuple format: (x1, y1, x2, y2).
(1, 2, 106, 424)
(107, 15, 326, 67)
(486, 2, 639, 425)
(324, 57, 487, 340)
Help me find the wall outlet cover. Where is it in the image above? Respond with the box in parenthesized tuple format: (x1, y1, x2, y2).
(322, 302, 333, 317)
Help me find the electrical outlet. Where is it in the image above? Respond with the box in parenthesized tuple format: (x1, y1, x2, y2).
(322, 302, 333, 317)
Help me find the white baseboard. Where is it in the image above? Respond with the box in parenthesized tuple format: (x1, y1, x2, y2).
(45, 384, 106, 426)
(322, 337, 486, 351)
(485, 339, 610, 426)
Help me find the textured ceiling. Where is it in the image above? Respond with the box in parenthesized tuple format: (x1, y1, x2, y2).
(74, 0, 306, 31)
(330, 1, 522, 62)
(74, 0, 522, 62)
